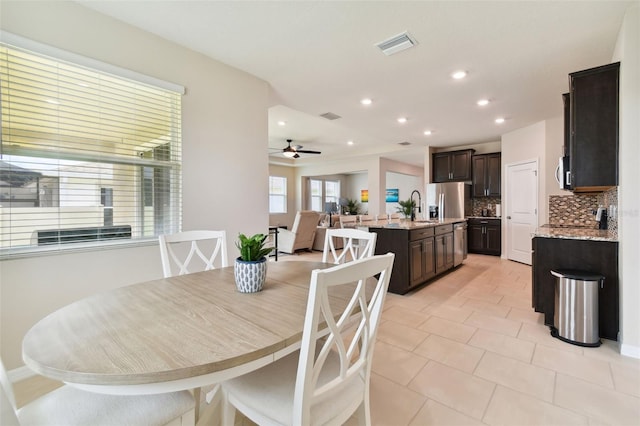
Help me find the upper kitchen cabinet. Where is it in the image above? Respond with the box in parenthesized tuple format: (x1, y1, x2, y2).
(432, 149, 475, 182)
(568, 62, 619, 192)
(472, 153, 501, 197)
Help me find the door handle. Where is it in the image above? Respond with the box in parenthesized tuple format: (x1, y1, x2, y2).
(507, 216, 511, 219)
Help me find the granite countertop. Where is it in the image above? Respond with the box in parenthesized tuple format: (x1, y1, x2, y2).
(364, 217, 466, 230)
(533, 224, 617, 242)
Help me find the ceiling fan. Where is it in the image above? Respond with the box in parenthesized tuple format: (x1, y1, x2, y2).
(280, 139, 321, 159)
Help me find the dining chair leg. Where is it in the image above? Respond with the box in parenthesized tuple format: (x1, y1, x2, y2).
(221, 388, 236, 426)
(193, 387, 200, 423)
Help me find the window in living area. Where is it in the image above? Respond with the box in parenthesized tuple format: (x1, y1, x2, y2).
(310, 178, 340, 212)
(268, 176, 287, 214)
(0, 39, 183, 256)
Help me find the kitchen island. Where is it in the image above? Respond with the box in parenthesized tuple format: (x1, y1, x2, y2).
(532, 225, 619, 341)
(365, 218, 466, 294)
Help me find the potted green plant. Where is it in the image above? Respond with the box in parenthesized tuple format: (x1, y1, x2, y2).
(345, 198, 361, 215)
(396, 198, 416, 219)
(234, 233, 273, 293)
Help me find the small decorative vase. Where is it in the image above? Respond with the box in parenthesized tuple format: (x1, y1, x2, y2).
(234, 257, 267, 293)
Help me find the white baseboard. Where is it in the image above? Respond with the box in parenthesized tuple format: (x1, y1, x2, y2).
(620, 343, 640, 359)
(8, 365, 36, 383)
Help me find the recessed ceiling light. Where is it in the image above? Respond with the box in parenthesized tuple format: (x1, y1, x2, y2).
(360, 98, 372, 105)
(452, 70, 467, 80)
(424, 130, 432, 136)
(397, 117, 407, 124)
(495, 117, 505, 124)
(347, 140, 354, 145)
(477, 99, 490, 106)
(277, 121, 286, 126)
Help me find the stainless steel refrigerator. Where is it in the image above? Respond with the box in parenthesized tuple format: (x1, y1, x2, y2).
(426, 182, 471, 267)
(425, 182, 472, 219)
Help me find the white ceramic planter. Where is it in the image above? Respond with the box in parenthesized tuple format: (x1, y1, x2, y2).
(234, 257, 267, 293)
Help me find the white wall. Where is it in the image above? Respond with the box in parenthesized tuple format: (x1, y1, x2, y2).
(501, 121, 546, 227)
(613, 4, 640, 357)
(0, 1, 270, 369)
(345, 172, 369, 213)
(293, 156, 425, 219)
(385, 172, 422, 215)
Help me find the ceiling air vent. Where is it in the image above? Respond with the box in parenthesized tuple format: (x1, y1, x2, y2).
(398, 141, 411, 146)
(376, 32, 418, 56)
(320, 112, 341, 120)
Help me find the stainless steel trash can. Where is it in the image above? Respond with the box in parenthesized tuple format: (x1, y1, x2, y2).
(551, 269, 602, 347)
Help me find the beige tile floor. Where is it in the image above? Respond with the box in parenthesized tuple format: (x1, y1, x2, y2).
(278, 251, 640, 426)
(14, 252, 640, 425)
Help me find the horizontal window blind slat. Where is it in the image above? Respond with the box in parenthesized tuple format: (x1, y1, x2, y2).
(1, 40, 182, 256)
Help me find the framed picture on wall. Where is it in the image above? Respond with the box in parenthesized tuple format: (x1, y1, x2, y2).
(361, 189, 368, 202)
(385, 188, 399, 202)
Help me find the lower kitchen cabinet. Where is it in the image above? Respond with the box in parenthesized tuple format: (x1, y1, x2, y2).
(435, 228, 454, 274)
(467, 218, 501, 256)
(409, 235, 435, 287)
(532, 237, 619, 341)
(372, 223, 457, 294)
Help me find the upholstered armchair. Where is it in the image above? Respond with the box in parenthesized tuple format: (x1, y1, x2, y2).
(278, 211, 321, 254)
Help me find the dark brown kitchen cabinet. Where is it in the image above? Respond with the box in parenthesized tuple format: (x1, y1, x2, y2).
(371, 224, 459, 295)
(432, 149, 474, 182)
(472, 153, 501, 197)
(532, 237, 619, 341)
(467, 218, 501, 256)
(409, 236, 435, 287)
(568, 62, 619, 192)
(434, 225, 454, 274)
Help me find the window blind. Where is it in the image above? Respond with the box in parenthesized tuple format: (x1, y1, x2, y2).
(0, 42, 182, 256)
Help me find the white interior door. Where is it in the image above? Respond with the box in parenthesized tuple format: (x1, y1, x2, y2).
(505, 160, 538, 265)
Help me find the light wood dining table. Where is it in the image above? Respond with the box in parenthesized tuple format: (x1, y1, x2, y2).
(22, 260, 365, 397)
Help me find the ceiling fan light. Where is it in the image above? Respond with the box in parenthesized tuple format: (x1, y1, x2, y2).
(283, 151, 296, 158)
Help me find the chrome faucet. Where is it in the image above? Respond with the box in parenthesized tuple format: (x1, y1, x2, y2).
(410, 189, 422, 221)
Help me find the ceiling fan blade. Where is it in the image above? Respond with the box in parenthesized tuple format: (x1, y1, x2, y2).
(295, 150, 321, 154)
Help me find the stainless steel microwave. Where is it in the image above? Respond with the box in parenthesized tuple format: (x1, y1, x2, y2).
(555, 156, 571, 190)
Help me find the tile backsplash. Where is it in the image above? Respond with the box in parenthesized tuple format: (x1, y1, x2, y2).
(548, 187, 618, 237)
(472, 197, 501, 217)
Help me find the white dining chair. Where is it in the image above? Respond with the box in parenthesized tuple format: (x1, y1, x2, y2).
(322, 228, 377, 265)
(376, 213, 388, 221)
(159, 230, 228, 278)
(339, 215, 358, 228)
(0, 359, 196, 426)
(220, 253, 395, 426)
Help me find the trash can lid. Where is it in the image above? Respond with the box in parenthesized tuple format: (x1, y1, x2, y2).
(550, 269, 604, 281)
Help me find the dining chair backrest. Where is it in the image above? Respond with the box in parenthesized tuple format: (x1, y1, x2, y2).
(339, 215, 357, 228)
(159, 230, 228, 278)
(376, 213, 388, 220)
(359, 214, 373, 222)
(389, 213, 401, 219)
(293, 253, 395, 424)
(322, 228, 377, 264)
